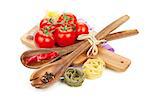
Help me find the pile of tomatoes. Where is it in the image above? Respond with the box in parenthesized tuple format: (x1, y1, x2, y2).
(35, 13, 89, 48)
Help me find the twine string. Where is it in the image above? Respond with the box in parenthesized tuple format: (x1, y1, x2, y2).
(77, 32, 107, 56)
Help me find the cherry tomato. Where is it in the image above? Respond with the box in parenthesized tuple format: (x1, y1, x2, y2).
(34, 30, 55, 48)
(40, 18, 54, 29)
(40, 18, 61, 34)
(57, 13, 77, 25)
(76, 22, 89, 36)
(54, 25, 76, 47)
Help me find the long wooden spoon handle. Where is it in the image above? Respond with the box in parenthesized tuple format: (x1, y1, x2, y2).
(96, 15, 130, 40)
(105, 29, 139, 41)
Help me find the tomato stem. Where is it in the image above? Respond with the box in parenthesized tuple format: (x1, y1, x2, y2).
(49, 18, 53, 23)
(63, 14, 72, 23)
(63, 25, 68, 31)
(45, 30, 49, 35)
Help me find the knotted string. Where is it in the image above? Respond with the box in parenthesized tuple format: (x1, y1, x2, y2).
(77, 32, 107, 56)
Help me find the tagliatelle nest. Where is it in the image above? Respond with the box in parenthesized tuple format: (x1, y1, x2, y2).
(82, 57, 105, 79)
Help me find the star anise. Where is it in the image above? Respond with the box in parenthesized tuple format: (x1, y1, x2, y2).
(41, 72, 55, 84)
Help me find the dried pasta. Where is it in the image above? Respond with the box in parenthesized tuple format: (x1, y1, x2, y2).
(82, 57, 105, 79)
(64, 68, 85, 87)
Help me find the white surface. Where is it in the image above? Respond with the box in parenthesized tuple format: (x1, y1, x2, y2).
(0, 0, 150, 100)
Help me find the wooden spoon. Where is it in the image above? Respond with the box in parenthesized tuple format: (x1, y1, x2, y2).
(30, 15, 129, 88)
(20, 41, 83, 69)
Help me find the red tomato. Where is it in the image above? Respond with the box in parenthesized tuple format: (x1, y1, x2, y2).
(34, 30, 55, 48)
(57, 13, 77, 25)
(40, 18, 60, 34)
(76, 22, 89, 36)
(40, 18, 54, 29)
(47, 25, 59, 32)
(54, 25, 76, 47)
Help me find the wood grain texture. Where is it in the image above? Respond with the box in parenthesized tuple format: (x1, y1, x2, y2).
(98, 47, 131, 72)
(72, 47, 131, 72)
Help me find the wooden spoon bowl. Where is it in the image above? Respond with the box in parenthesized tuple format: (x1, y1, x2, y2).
(21, 41, 83, 68)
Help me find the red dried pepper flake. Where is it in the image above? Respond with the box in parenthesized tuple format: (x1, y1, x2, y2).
(25, 52, 59, 65)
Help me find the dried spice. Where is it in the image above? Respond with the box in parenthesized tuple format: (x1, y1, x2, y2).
(41, 72, 55, 84)
(25, 52, 59, 65)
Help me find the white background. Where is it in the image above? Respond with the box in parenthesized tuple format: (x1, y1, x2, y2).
(0, 0, 150, 100)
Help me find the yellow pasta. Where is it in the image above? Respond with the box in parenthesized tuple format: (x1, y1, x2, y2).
(82, 57, 105, 79)
(45, 11, 60, 19)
